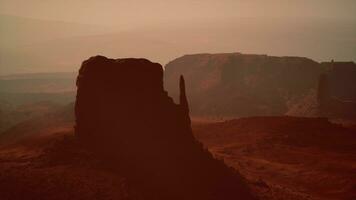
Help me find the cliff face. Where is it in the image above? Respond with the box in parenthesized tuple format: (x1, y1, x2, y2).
(164, 53, 324, 117)
(318, 62, 356, 118)
(75, 56, 255, 200)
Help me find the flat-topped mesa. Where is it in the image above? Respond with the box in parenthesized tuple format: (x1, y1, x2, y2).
(164, 53, 324, 117)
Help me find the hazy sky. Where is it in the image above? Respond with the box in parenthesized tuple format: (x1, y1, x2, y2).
(1, 0, 356, 28)
(1, 0, 355, 74)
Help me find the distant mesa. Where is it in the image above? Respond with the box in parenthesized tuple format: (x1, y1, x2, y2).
(75, 55, 256, 200)
(164, 53, 323, 117)
(164, 53, 356, 119)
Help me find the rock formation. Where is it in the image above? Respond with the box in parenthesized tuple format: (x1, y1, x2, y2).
(164, 53, 324, 117)
(75, 56, 256, 200)
(317, 61, 356, 118)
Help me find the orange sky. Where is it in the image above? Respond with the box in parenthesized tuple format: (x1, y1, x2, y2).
(0, 0, 355, 74)
(1, 0, 355, 28)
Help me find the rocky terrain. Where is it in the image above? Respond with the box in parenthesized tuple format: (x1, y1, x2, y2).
(1, 112, 355, 200)
(193, 117, 356, 200)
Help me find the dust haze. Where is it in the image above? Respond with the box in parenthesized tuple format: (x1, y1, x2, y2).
(0, 1, 355, 200)
(1, 0, 355, 74)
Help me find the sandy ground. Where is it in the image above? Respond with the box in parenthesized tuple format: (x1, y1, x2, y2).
(0, 116, 355, 200)
(193, 117, 356, 200)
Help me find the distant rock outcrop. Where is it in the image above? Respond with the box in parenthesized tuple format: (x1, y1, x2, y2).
(75, 56, 256, 200)
(285, 89, 319, 117)
(164, 53, 324, 117)
(317, 61, 356, 118)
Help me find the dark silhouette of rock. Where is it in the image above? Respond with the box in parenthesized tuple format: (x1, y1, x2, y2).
(75, 56, 256, 200)
(180, 75, 189, 114)
(317, 61, 356, 118)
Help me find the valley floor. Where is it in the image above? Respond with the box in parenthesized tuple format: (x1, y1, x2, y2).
(0, 116, 355, 200)
(193, 117, 356, 200)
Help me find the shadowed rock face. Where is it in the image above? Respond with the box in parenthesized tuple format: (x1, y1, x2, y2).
(318, 62, 356, 118)
(75, 56, 256, 200)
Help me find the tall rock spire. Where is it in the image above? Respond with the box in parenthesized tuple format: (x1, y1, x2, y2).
(179, 75, 189, 113)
